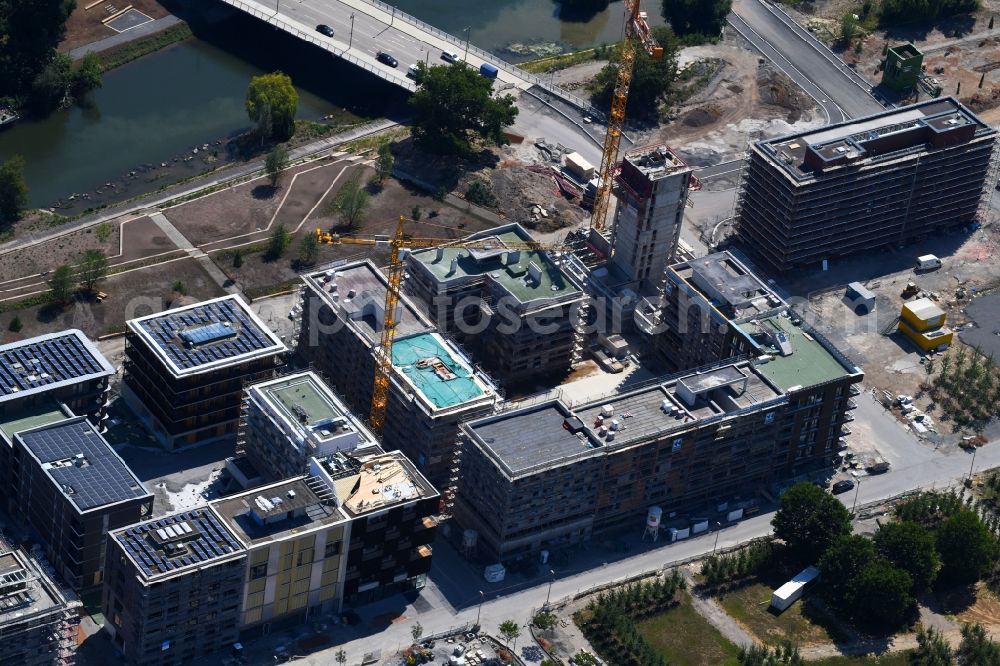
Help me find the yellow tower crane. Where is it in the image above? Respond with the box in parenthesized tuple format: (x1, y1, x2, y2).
(316, 216, 569, 433)
(590, 0, 662, 232)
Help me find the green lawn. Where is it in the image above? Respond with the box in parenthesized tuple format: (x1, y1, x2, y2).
(719, 582, 845, 647)
(637, 591, 741, 666)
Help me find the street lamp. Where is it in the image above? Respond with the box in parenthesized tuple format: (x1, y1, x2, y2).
(851, 479, 862, 516)
(475, 590, 484, 628)
(969, 446, 978, 483)
(545, 569, 555, 607)
(349, 13, 355, 49)
(464, 26, 472, 61)
(712, 522, 722, 556)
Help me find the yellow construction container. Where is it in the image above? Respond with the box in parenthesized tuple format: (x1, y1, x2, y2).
(900, 297, 946, 333)
(898, 319, 953, 352)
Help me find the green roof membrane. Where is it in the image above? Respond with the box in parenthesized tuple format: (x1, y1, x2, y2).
(414, 231, 576, 304)
(392, 333, 485, 409)
(263, 376, 345, 428)
(739, 316, 852, 391)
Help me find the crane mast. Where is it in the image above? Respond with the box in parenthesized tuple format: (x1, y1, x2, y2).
(590, 0, 662, 232)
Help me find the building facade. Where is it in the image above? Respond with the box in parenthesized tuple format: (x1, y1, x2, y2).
(735, 98, 998, 272)
(0, 546, 81, 666)
(11, 418, 152, 592)
(122, 295, 287, 450)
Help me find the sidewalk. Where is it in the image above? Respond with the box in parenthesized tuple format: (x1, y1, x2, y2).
(68, 15, 183, 60)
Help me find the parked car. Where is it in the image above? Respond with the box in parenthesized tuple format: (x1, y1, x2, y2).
(441, 49, 460, 63)
(376, 51, 398, 67)
(315, 24, 334, 37)
(832, 479, 855, 495)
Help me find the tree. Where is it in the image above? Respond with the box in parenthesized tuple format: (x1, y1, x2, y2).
(772, 482, 851, 564)
(47, 264, 75, 305)
(0, 0, 75, 100)
(30, 53, 73, 113)
(852, 559, 914, 628)
(233, 250, 244, 268)
(8, 316, 22, 333)
(0, 156, 29, 225)
(589, 27, 681, 120)
(246, 72, 299, 141)
(266, 224, 292, 260)
(77, 249, 108, 292)
(335, 649, 347, 665)
(409, 62, 518, 156)
(661, 0, 732, 40)
(298, 230, 320, 267)
(265, 144, 290, 187)
(958, 623, 1000, 665)
(331, 175, 369, 230)
(840, 12, 859, 44)
(878, 0, 979, 26)
(738, 642, 806, 665)
(375, 140, 394, 184)
(498, 619, 521, 650)
(410, 621, 423, 643)
(913, 626, 955, 666)
(72, 52, 103, 98)
(818, 536, 876, 611)
(533, 611, 558, 632)
(936, 510, 999, 584)
(874, 521, 940, 593)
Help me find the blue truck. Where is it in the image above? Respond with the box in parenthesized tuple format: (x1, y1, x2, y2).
(479, 63, 499, 80)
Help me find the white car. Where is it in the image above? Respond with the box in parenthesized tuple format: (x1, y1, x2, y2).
(441, 50, 460, 63)
(407, 63, 420, 78)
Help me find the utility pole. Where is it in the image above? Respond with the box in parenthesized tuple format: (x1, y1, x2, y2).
(390, 6, 396, 27)
(545, 570, 555, 607)
(349, 13, 355, 49)
(712, 522, 722, 555)
(464, 26, 472, 61)
(969, 446, 978, 482)
(475, 590, 484, 628)
(852, 480, 862, 515)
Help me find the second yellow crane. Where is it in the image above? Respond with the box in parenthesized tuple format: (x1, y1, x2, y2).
(316, 216, 568, 433)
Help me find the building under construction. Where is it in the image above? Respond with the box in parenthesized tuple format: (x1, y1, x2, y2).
(0, 546, 80, 666)
(735, 98, 998, 272)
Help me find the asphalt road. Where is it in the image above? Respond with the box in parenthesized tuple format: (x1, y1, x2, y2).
(731, 0, 885, 121)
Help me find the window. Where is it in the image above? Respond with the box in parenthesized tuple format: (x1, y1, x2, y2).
(250, 563, 267, 580)
(324, 541, 341, 558)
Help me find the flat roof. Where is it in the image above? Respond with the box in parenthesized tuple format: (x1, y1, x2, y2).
(304, 260, 431, 347)
(0, 549, 74, 625)
(671, 252, 784, 318)
(0, 401, 69, 442)
(392, 332, 492, 410)
(211, 476, 341, 546)
(409, 225, 581, 305)
(622, 144, 690, 180)
(737, 314, 856, 391)
(249, 372, 375, 447)
(16, 418, 150, 513)
(904, 297, 945, 321)
(113, 508, 245, 581)
(338, 452, 436, 517)
(0, 330, 113, 404)
(759, 97, 995, 180)
(128, 295, 286, 377)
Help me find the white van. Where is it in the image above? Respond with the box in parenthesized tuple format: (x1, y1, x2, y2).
(441, 49, 460, 63)
(407, 63, 420, 78)
(916, 254, 942, 271)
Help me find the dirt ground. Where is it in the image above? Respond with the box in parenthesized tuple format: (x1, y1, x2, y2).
(60, 0, 172, 52)
(0, 257, 224, 342)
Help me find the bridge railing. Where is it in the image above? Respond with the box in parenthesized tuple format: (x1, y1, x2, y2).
(223, 0, 417, 91)
(346, 0, 602, 116)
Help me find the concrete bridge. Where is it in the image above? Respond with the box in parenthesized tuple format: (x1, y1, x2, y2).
(220, 0, 597, 113)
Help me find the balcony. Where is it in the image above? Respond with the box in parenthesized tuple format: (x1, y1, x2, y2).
(849, 385, 861, 397)
(846, 399, 859, 410)
(840, 425, 852, 437)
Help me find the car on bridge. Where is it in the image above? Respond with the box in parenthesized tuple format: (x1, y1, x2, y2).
(376, 51, 398, 68)
(315, 24, 334, 38)
(441, 50, 460, 63)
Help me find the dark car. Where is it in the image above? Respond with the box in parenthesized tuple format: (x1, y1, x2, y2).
(315, 24, 334, 37)
(376, 51, 398, 67)
(832, 479, 855, 495)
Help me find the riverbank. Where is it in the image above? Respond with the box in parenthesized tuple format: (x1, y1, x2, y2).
(95, 21, 194, 71)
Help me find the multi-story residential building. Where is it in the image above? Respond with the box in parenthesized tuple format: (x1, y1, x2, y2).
(0, 546, 81, 666)
(610, 144, 693, 289)
(404, 224, 585, 385)
(299, 261, 498, 491)
(736, 97, 998, 272)
(103, 508, 247, 666)
(122, 295, 287, 450)
(239, 371, 379, 483)
(0, 330, 114, 513)
(456, 339, 863, 561)
(11, 417, 152, 592)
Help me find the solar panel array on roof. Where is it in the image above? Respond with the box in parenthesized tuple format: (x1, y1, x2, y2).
(18, 419, 149, 512)
(117, 509, 244, 579)
(0, 332, 109, 398)
(136, 297, 281, 373)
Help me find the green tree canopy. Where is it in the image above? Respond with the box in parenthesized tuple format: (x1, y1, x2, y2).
(818, 535, 876, 611)
(297, 228, 319, 267)
(498, 619, 521, 648)
(375, 140, 394, 184)
(0, 155, 29, 225)
(738, 642, 806, 665)
(72, 51, 103, 98)
(773, 482, 852, 565)
(246, 72, 298, 141)
(29, 52, 73, 113)
(874, 521, 940, 593)
(936, 510, 998, 584)
(77, 249, 108, 292)
(661, 0, 732, 40)
(330, 174, 369, 230)
(409, 62, 518, 156)
(0, 0, 76, 100)
(267, 224, 292, 260)
(589, 26, 680, 120)
(47, 264, 75, 305)
(879, 0, 979, 26)
(958, 623, 1000, 666)
(852, 559, 914, 628)
(265, 144, 290, 187)
(913, 626, 955, 666)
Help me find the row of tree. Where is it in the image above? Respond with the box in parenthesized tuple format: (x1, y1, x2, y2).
(878, 0, 979, 26)
(925, 346, 1000, 429)
(701, 540, 777, 588)
(46, 249, 109, 305)
(914, 623, 1000, 665)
